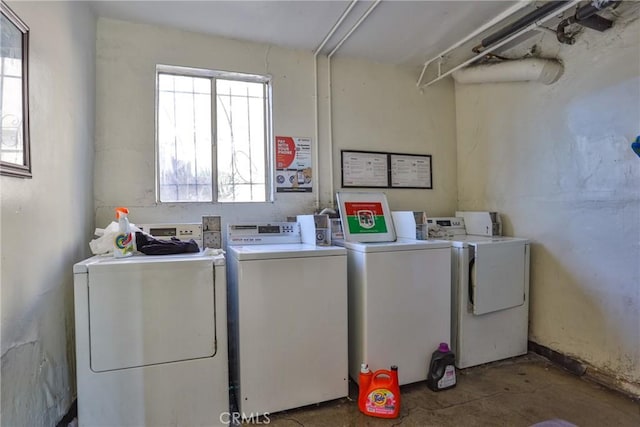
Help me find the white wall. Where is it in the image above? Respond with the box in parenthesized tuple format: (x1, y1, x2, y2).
(95, 18, 457, 230)
(455, 14, 640, 393)
(0, 2, 96, 425)
(325, 56, 457, 215)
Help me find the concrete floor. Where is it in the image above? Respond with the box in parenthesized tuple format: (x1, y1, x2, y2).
(265, 354, 640, 427)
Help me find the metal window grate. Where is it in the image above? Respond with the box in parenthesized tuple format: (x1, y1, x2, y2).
(156, 67, 271, 203)
(216, 80, 266, 202)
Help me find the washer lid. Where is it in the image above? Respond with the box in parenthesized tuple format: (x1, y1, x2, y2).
(228, 243, 346, 261)
(334, 238, 450, 253)
(74, 251, 225, 273)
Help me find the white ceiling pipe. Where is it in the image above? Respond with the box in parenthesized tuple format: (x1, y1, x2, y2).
(328, 0, 382, 59)
(326, 0, 382, 206)
(313, 1, 358, 209)
(314, 0, 359, 56)
(417, 0, 532, 87)
(421, 0, 580, 88)
(451, 58, 564, 85)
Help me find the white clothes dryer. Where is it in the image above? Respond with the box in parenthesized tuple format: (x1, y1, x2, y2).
(73, 252, 228, 426)
(428, 217, 530, 369)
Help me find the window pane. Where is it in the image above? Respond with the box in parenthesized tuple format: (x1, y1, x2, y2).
(3, 56, 21, 77)
(217, 79, 263, 98)
(157, 75, 212, 202)
(1, 74, 24, 164)
(174, 75, 193, 93)
(216, 79, 266, 202)
(158, 74, 174, 91)
(193, 78, 211, 95)
(159, 183, 177, 201)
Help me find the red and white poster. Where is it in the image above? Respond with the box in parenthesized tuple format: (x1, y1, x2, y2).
(275, 136, 312, 193)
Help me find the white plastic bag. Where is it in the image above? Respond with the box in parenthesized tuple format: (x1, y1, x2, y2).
(89, 221, 143, 255)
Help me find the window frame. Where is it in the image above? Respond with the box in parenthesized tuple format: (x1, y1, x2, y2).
(154, 64, 274, 203)
(0, 2, 31, 178)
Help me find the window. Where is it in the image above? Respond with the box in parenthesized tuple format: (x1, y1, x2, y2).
(1, 2, 30, 178)
(156, 65, 272, 202)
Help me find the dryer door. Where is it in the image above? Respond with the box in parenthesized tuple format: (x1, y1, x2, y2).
(87, 258, 216, 372)
(470, 241, 525, 315)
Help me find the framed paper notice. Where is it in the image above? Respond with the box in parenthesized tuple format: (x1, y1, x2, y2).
(341, 150, 389, 188)
(390, 153, 432, 189)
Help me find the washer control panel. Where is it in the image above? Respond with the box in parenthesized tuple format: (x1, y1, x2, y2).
(137, 223, 202, 242)
(227, 222, 301, 245)
(426, 217, 466, 239)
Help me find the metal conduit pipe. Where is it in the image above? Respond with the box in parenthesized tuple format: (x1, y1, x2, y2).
(314, 1, 359, 57)
(326, 0, 382, 204)
(417, 0, 531, 87)
(473, 0, 569, 53)
(313, 0, 358, 208)
(420, 0, 580, 88)
(328, 0, 382, 58)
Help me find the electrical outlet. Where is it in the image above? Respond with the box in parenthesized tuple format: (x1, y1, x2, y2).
(203, 231, 222, 249)
(202, 216, 221, 232)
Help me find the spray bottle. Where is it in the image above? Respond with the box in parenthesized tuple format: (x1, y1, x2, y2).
(114, 207, 134, 258)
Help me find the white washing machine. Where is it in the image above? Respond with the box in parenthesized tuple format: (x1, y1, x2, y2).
(226, 223, 348, 416)
(428, 217, 530, 369)
(73, 251, 228, 426)
(334, 238, 452, 386)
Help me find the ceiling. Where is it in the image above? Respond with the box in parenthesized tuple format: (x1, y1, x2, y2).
(90, 0, 518, 67)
